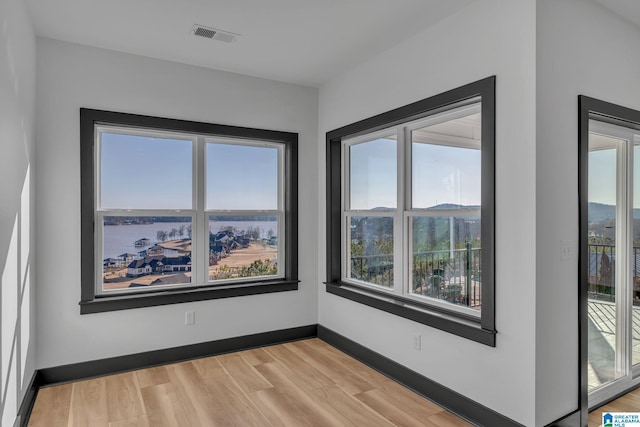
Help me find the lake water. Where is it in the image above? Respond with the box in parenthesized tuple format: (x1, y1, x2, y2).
(103, 220, 278, 259)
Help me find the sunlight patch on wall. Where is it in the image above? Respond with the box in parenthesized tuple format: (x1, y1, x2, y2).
(19, 265, 29, 391)
(19, 166, 31, 390)
(1, 214, 18, 420)
(20, 165, 29, 282)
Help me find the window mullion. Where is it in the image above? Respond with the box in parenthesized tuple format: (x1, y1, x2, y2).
(341, 142, 349, 282)
(196, 136, 206, 285)
(395, 126, 405, 296)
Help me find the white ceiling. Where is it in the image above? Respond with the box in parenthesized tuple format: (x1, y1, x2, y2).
(597, 0, 640, 29)
(26, 0, 473, 88)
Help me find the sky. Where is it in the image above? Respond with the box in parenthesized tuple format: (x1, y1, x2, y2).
(101, 129, 484, 212)
(349, 138, 481, 210)
(100, 132, 278, 210)
(588, 145, 640, 208)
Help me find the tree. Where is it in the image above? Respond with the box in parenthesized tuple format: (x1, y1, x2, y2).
(157, 230, 167, 242)
(178, 225, 185, 239)
(186, 224, 192, 239)
(599, 248, 612, 288)
(246, 226, 261, 241)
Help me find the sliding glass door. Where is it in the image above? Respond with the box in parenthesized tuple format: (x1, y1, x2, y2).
(587, 120, 640, 406)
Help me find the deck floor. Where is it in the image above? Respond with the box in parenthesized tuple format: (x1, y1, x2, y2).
(588, 299, 640, 391)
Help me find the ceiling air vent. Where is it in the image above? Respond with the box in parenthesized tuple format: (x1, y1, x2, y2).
(191, 25, 239, 43)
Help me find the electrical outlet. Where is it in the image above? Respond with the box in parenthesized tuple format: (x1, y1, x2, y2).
(413, 334, 421, 351)
(185, 310, 195, 325)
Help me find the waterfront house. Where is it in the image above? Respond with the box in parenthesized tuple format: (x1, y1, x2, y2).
(126, 255, 192, 277)
(147, 244, 164, 255)
(102, 258, 119, 269)
(126, 255, 164, 277)
(117, 253, 138, 265)
(134, 238, 151, 247)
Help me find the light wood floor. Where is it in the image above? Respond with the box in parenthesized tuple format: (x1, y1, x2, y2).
(28, 338, 473, 426)
(589, 387, 640, 426)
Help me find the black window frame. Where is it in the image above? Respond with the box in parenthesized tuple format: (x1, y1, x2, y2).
(325, 77, 496, 346)
(578, 95, 640, 421)
(80, 109, 298, 314)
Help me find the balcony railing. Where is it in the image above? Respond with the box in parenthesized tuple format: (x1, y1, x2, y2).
(350, 245, 481, 309)
(588, 243, 640, 305)
(350, 254, 394, 288)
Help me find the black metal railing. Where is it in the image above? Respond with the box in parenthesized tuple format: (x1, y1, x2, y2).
(350, 254, 394, 288)
(587, 243, 640, 305)
(350, 245, 482, 308)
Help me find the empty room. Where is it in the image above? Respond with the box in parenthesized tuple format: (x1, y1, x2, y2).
(2, 1, 640, 426)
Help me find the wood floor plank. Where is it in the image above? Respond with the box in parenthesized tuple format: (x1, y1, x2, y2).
(164, 361, 221, 426)
(309, 385, 396, 427)
(140, 382, 201, 427)
(303, 339, 392, 389)
(68, 378, 109, 426)
(284, 340, 375, 394)
(307, 339, 449, 413)
(108, 414, 150, 427)
(28, 383, 73, 427)
(105, 372, 145, 423)
(217, 352, 273, 393)
(355, 388, 441, 426)
(134, 365, 170, 389)
(254, 362, 343, 426)
(613, 389, 640, 407)
(252, 384, 344, 427)
(202, 369, 272, 426)
(588, 410, 603, 427)
(190, 355, 226, 379)
(263, 342, 334, 391)
(303, 339, 394, 388)
(239, 347, 276, 366)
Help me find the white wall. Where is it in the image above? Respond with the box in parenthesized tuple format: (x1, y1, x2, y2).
(35, 38, 319, 369)
(536, 0, 640, 425)
(318, 1, 538, 425)
(0, 0, 37, 424)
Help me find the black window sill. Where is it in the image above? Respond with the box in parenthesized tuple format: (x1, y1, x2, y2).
(80, 280, 299, 314)
(325, 282, 496, 346)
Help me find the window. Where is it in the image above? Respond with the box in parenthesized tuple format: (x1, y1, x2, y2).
(80, 109, 298, 314)
(326, 77, 495, 345)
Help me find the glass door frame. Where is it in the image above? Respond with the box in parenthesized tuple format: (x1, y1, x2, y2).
(587, 121, 639, 407)
(579, 96, 640, 424)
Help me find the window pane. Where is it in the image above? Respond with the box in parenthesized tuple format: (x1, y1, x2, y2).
(348, 216, 394, 288)
(587, 135, 619, 391)
(100, 132, 193, 209)
(102, 216, 192, 291)
(410, 216, 481, 310)
(209, 215, 279, 281)
(207, 143, 279, 210)
(349, 137, 396, 210)
(412, 111, 481, 209)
